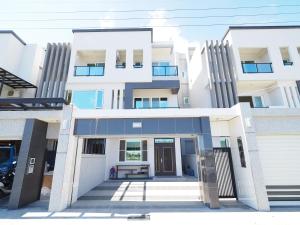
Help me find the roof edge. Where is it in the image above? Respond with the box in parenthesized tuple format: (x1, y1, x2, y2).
(0, 30, 26, 46)
(72, 27, 153, 42)
(222, 25, 300, 41)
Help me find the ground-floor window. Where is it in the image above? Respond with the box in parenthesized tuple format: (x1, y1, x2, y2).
(83, 138, 106, 155)
(125, 140, 141, 161)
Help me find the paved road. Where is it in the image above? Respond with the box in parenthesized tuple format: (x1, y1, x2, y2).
(0, 199, 300, 225)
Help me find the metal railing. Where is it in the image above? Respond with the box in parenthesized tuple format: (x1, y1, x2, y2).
(241, 62, 273, 73)
(74, 65, 105, 76)
(152, 66, 178, 76)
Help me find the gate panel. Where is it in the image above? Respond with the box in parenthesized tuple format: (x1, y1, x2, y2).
(213, 148, 237, 198)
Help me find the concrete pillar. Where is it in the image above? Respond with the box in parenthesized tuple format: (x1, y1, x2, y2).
(230, 103, 270, 211)
(175, 137, 182, 176)
(197, 117, 220, 209)
(49, 105, 78, 211)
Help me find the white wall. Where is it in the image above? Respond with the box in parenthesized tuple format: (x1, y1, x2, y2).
(0, 33, 44, 98)
(46, 123, 60, 139)
(188, 45, 212, 108)
(228, 103, 270, 210)
(181, 154, 197, 177)
(0, 33, 24, 75)
(0, 119, 25, 140)
(67, 30, 152, 86)
(210, 121, 230, 137)
(77, 154, 106, 197)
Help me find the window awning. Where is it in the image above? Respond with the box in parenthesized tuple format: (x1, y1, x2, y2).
(0, 67, 37, 89)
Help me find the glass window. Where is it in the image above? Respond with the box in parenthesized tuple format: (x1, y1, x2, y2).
(133, 49, 143, 68)
(126, 140, 141, 161)
(96, 91, 104, 108)
(143, 98, 150, 108)
(116, 50, 126, 68)
(83, 139, 106, 154)
(72, 90, 104, 109)
(152, 98, 160, 108)
(134, 98, 143, 109)
(160, 98, 168, 108)
(253, 96, 263, 108)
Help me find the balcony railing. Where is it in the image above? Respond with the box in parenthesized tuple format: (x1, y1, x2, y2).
(74, 65, 105, 76)
(152, 66, 178, 76)
(241, 62, 273, 73)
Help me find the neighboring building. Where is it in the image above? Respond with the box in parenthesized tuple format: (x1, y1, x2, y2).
(189, 26, 300, 207)
(0, 26, 299, 212)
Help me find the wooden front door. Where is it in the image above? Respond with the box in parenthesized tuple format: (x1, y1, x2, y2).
(155, 139, 176, 176)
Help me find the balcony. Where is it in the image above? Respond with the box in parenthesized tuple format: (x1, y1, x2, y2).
(152, 66, 178, 76)
(241, 62, 273, 73)
(74, 65, 105, 76)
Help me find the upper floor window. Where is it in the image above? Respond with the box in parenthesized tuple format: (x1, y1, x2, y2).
(133, 49, 143, 68)
(75, 63, 105, 76)
(252, 96, 264, 108)
(75, 50, 106, 76)
(134, 97, 168, 108)
(152, 62, 178, 76)
(72, 90, 103, 109)
(280, 47, 293, 66)
(116, 50, 126, 68)
(239, 48, 273, 73)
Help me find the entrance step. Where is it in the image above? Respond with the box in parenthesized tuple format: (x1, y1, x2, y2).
(74, 179, 203, 209)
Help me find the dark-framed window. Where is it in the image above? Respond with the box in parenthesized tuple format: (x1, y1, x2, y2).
(83, 139, 106, 155)
(237, 137, 246, 168)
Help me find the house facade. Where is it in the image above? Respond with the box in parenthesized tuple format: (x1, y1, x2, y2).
(0, 26, 299, 212)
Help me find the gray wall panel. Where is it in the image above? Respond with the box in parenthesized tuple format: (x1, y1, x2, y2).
(8, 119, 48, 209)
(74, 117, 209, 136)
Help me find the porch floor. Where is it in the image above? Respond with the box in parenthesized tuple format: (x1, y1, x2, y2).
(72, 177, 203, 209)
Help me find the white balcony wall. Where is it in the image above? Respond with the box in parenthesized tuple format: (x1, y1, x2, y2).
(224, 29, 300, 81)
(67, 30, 152, 86)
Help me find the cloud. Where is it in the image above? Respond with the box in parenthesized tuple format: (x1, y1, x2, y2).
(147, 10, 189, 53)
(99, 15, 116, 28)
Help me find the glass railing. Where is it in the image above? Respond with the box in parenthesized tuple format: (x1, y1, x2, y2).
(152, 66, 178, 76)
(241, 62, 273, 73)
(75, 65, 105, 76)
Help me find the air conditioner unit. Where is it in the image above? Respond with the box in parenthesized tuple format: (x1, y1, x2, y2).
(7, 90, 21, 98)
(7, 90, 14, 97)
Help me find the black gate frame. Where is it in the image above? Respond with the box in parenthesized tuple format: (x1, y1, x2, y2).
(213, 147, 237, 199)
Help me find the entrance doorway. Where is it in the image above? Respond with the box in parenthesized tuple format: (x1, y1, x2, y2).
(154, 138, 176, 176)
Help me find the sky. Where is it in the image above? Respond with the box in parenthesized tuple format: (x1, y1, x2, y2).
(1, 0, 300, 48)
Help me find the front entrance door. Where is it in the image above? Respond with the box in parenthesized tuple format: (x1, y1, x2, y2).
(154, 138, 176, 176)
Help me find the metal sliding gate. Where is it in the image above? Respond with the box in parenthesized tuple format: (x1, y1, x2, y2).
(213, 148, 237, 198)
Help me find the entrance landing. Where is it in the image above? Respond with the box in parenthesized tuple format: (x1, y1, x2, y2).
(72, 177, 203, 209)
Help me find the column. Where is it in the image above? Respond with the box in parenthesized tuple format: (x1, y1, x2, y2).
(197, 117, 220, 208)
(49, 105, 78, 211)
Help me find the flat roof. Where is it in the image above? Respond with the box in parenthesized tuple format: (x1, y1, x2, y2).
(72, 27, 153, 42)
(222, 25, 300, 40)
(0, 30, 26, 46)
